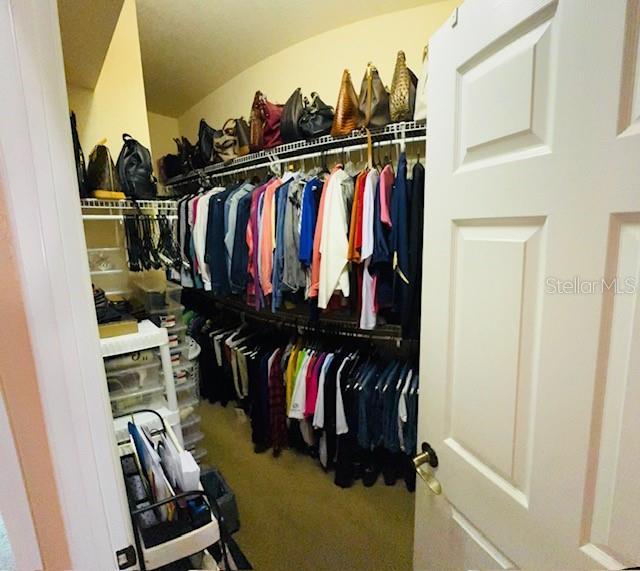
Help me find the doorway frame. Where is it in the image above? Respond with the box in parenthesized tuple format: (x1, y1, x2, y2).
(0, 0, 133, 567)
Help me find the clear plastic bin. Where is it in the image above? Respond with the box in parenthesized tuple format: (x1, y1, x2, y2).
(110, 386, 165, 416)
(173, 360, 197, 385)
(87, 247, 126, 273)
(176, 380, 199, 408)
(165, 281, 183, 305)
(148, 303, 184, 328)
(106, 361, 161, 395)
(167, 324, 187, 349)
(181, 412, 201, 429)
(182, 419, 202, 443)
(183, 430, 204, 450)
(163, 343, 189, 367)
(105, 349, 156, 372)
(191, 448, 208, 463)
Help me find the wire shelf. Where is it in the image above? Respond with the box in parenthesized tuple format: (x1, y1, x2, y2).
(81, 198, 179, 212)
(165, 120, 426, 190)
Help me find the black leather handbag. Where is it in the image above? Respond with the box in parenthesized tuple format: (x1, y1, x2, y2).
(280, 87, 304, 142)
(198, 119, 218, 164)
(116, 134, 157, 200)
(299, 92, 334, 139)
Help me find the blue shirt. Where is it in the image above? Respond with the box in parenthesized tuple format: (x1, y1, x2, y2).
(298, 177, 320, 266)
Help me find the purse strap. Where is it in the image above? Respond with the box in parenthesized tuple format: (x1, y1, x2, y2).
(364, 63, 374, 127)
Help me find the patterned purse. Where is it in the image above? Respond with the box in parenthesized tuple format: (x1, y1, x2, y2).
(390, 50, 418, 122)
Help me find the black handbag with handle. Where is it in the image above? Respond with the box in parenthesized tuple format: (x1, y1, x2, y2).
(280, 87, 304, 142)
(198, 119, 218, 165)
(116, 134, 157, 200)
(299, 92, 334, 139)
(70, 111, 89, 198)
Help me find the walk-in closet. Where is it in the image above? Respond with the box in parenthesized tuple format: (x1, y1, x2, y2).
(2, 0, 640, 570)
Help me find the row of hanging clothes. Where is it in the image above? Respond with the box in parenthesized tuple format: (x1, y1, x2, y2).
(176, 143, 425, 338)
(188, 312, 419, 491)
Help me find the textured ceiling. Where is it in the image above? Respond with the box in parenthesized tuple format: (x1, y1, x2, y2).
(58, 0, 124, 89)
(137, 0, 434, 117)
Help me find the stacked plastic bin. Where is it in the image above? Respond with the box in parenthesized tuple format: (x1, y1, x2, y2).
(146, 282, 206, 464)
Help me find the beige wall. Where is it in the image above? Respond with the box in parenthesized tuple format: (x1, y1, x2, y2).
(177, 1, 459, 138)
(148, 111, 180, 162)
(67, 0, 150, 158)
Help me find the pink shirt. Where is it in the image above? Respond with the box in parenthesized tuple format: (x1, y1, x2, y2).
(305, 353, 326, 417)
(379, 165, 394, 226)
(259, 179, 281, 295)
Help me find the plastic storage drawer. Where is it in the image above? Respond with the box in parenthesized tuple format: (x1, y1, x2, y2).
(110, 386, 165, 416)
(87, 247, 126, 273)
(148, 303, 184, 328)
(174, 360, 197, 385)
(183, 430, 204, 450)
(181, 417, 202, 442)
(106, 361, 161, 395)
(176, 381, 199, 408)
(105, 349, 156, 372)
(165, 281, 183, 305)
(167, 324, 187, 349)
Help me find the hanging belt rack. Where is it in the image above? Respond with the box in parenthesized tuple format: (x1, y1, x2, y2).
(165, 120, 425, 192)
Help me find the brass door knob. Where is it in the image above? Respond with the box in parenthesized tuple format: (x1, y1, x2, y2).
(413, 442, 442, 495)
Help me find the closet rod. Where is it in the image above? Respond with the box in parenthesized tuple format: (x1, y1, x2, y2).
(206, 135, 426, 180)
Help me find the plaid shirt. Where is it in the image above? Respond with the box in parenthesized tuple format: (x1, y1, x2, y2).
(268, 348, 288, 456)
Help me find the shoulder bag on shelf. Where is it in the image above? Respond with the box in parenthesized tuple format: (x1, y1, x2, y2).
(331, 69, 361, 137)
(198, 119, 218, 165)
(299, 92, 334, 139)
(213, 119, 239, 164)
(116, 134, 157, 200)
(236, 117, 251, 156)
(86, 141, 124, 199)
(280, 87, 304, 143)
(261, 95, 284, 149)
(358, 62, 390, 129)
(413, 45, 429, 122)
(390, 50, 418, 122)
(249, 91, 265, 152)
(70, 111, 88, 198)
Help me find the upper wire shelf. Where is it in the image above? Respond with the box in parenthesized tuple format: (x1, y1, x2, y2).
(81, 198, 178, 212)
(165, 120, 426, 190)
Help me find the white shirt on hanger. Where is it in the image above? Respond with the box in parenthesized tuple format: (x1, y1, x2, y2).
(318, 169, 354, 309)
(313, 353, 334, 429)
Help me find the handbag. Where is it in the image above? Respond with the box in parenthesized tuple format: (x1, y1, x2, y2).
(116, 134, 157, 200)
(236, 117, 251, 156)
(299, 92, 334, 139)
(260, 95, 284, 149)
(198, 119, 218, 164)
(358, 62, 390, 129)
(86, 142, 123, 197)
(413, 45, 429, 122)
(249, 91, 264, 152)
(213, 119, 238, 163)
(70, 112, 88, 198)
(280, 87, 304, 143)
(331, 69, 361, 137)
(390, 50, 418, 122)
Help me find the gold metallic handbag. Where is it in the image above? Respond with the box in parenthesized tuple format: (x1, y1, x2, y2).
(331, 69, 362, 137)
(358, 62, 390, 129)
(390, 50, 418, 122)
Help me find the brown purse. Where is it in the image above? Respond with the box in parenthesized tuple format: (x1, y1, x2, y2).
(250, 91, 264, 152)
(358, 62, 390, 129)
(331, 69, 362, 137)
(390, 50, 418, 122)
(236, 117, 251, 156)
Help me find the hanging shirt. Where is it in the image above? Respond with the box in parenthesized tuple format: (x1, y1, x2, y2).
(347, 171, 366, 262)
(289, 351, 313, 419)
(313, 353, 334, 429)
(379, 164, 394, 226)
(224, 182, 254, 279)
(353, 172, 367, 255)
(308, 174, 333, 299)
(272, 179, 294, 312)
(282, 178, 307, 292)
(318, 169, 354, 309)
(259, 178, 281, 296)
(230, 189, 255, 294)
(299, 177, 321, 266)
(360, 169, 379, 329)
(246, 183, 268, 308)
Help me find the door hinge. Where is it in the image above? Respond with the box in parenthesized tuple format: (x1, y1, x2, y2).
(116, 545, 136, 569)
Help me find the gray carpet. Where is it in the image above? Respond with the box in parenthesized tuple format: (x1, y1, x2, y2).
(197, 402, 414, 571)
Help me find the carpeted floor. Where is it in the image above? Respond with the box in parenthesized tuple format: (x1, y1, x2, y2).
(197, 402, 415, 571)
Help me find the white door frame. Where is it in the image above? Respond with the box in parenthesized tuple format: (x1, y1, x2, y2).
(0, 0, 133, 567)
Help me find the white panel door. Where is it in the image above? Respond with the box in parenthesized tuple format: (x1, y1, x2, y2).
(415, 0, 640, 569)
